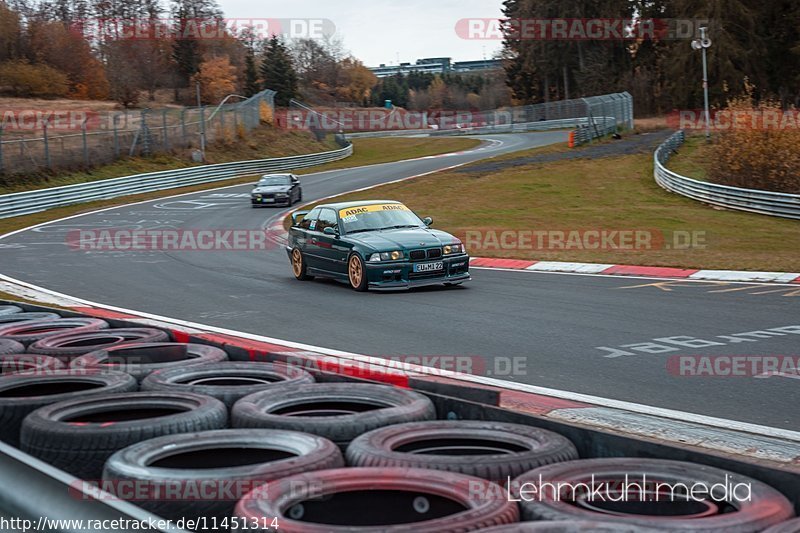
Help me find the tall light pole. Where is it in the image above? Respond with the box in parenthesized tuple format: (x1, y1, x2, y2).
(692, 27, 712, 141)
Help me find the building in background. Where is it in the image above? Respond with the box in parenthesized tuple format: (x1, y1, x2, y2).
(369, 57, 501, 77)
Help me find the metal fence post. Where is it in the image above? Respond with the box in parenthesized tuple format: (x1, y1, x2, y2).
(43, 120, 51, 169)
(162, 110, 169, 150)
(81, 118, 89, 167)
(112, 114, 120, 158)
(180, 109, 187, 147)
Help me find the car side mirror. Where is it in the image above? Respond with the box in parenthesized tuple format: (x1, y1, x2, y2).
(423, 217, 433, 226)
(323, 226, 338, 236)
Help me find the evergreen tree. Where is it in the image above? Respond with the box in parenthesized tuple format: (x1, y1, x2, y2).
(260, 36, 298, 106)
(244, 48, 260, 97)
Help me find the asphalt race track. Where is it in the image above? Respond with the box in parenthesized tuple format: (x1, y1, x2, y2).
(1, 132, 797, 430)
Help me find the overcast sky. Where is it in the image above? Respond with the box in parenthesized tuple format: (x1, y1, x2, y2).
(218, 0, 504, 66)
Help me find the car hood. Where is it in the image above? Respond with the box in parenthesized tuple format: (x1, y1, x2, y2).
(252, 185, 290, 194)
(347, 228, 457, 251)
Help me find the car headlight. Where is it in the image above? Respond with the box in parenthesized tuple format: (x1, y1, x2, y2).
(368, 251, 404, 262)
(443, 243, 463, 254)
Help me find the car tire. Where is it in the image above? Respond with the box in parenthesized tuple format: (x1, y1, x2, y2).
(0, 312, 62, 325)
(0, 318, 109, 346)
(103, 429, 344, 523)
(141, 362, 315, 407)
(27, 328, 170, 363)
(0, 305, 23, 316)
(70, 342, 228, 381)
(0, 353, 65, 376)
(346, 420, 578, 482)
(763, 518, 800, 533)
(0, 369, 137, 447)
(20, 391, 228, 479)
(0, 338, 25, 355)
(232, 467, 519, 532)
(291, 248, 314, 281)
(475, 521, 664, 532)
(232, 382, 436, 448)
(347, 253, 368, 292)
(511, 458, 795, 531)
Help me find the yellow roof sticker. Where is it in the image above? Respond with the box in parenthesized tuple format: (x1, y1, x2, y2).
(339, 203, 410, 218)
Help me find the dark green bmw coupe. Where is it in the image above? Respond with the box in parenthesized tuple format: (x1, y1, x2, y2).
(286, 200, 470, 291)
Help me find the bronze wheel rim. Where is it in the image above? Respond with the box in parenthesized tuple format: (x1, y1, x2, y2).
(349, 256, 363, 288)
(291, 249, 303, 277)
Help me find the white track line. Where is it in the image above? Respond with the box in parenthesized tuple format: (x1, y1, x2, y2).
(1, 274, 798, 443)
(2, 135, 798, 443)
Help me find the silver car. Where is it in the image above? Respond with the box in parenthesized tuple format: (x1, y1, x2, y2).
(251, 173, 303, 207)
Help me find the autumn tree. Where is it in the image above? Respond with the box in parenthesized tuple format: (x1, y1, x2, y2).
(26, 20, 109, 99)
(335, 58, 377, 105)
(193, 55, 237, 104)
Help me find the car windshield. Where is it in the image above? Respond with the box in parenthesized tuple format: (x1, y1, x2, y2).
(338, 203, 424, 233)
(258, 176, 290, 186)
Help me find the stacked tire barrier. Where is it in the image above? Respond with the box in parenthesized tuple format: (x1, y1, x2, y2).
(0, 303, 798, 532)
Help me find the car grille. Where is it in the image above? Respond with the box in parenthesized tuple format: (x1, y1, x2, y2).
(409, 248, 442, 261)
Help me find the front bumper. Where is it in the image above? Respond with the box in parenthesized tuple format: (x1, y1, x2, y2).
(252, 196, 291, 206)
(365, 255, 471, 290)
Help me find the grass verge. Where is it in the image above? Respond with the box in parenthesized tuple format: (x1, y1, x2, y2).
(0, 136, 481, 237)
(296, 137, 481, 174)
(0, 129, 340, 194)
(309, 139, 800, 271)
(665, 134, 711, 180)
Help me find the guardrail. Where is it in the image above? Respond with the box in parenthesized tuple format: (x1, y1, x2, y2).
(654, 131, 800, 220)
(346, 117, 604, 139)
(0, 143, 352, 219)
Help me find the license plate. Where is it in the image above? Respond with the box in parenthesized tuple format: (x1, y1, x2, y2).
(261, 198, 275, 203)
(414, 261, 444, 273)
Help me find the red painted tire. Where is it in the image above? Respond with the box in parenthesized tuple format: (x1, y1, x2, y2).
(28, 328, 169, 362)
(511, 458, 795, 532)
(346, 420, 578, 482)
(71, 342, 228, 381)
(233, 467, 519, 532)
(0, 318, 109, 346)
(0, 354, 65, 375)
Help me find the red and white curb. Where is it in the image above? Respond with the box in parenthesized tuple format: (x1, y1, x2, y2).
(470, 258, 800, 284)
(1, 277, 798, 467)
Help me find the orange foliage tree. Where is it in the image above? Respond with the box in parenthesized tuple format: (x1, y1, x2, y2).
(192, 56, 238, 105)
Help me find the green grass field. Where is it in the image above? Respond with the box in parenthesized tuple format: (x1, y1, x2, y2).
(314, 137, 800, 271)
(0, 136, 481, 236)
